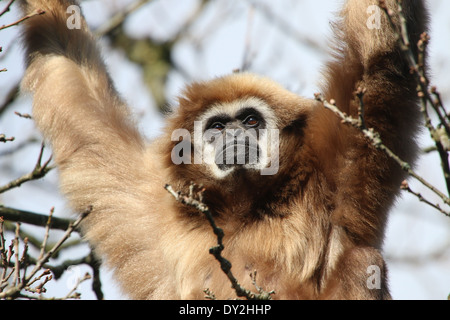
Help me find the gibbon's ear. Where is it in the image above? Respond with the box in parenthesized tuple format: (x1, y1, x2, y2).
(277, 101, 315, 136)
(282, 110, 310, 132)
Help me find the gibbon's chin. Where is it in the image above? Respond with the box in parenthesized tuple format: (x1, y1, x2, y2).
(215, 144, 261, 171)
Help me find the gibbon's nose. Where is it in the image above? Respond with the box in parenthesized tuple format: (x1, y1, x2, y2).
(225, 127, 244, 139)
(214, 129, 260, 171)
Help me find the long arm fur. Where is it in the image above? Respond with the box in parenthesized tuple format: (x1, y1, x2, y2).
(315, 0, 427, 245)
(20, 0, 145, 210)
(19, 0, 165, 298)
(311, 0, 428, 298)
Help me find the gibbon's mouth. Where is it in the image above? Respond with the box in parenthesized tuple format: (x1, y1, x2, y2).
(215, 143, 260, 171)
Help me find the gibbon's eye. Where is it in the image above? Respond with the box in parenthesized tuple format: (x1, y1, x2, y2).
(243, 115, 260, 128)
(210, 122, 225, 131)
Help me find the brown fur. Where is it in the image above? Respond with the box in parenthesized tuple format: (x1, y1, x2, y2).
(19, 0, 428, 299)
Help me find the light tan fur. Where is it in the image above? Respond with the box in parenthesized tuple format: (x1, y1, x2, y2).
(19, 0, 428, 299)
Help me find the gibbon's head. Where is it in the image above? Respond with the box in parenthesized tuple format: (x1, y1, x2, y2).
(165, 72, 314, 182)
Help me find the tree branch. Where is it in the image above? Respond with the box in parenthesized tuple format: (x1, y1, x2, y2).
(314, 93, 450, 211)
(165, 183, 275, 300)
(0, 0, 15, 18)
(0, 206, 92, 299)
(379, 0, 450, 195)
(0, 142, 53, 194)
(0, 8, 45, 31)
(0, 134, 14, 143)
(0, 206, 75, 231)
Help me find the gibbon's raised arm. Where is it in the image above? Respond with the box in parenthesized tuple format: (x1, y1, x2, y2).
(308, 0, 428, 298)
(316, 0, 428, 244)
(19, 0, 428, 300)
(19, 0, 161, 297)
(20, 0, 146, 211)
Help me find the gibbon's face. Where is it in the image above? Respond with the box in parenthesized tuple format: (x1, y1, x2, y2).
(168, 73, 314, 182)
(194, 97, 280, 179)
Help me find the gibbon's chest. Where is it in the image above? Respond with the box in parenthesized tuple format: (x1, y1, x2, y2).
(200, 172, 315, 222)
(174, 218, 328, 299)
(170, 198, 329, 299)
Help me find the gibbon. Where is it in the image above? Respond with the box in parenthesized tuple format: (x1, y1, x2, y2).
(19, 0, 428, 299)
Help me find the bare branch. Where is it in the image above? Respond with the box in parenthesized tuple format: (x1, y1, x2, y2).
(165, 183, 275, 300)
(0, 134, 14, 143)
(0, 0, 15, 18)
(0, 206, 92, 299)
(379, 0, 450, 195)
(14, 111, 32, 120)
(249, 1, 326, 54)
(0, 83, 19, 117)
(38, 208, 54, 261)
(0, 206, 75, 231)
(400, 181, 450, 218)
(314, 93, 450, 211)
(0, 142, 54, 194)
(94, 0, 153, 37)
(0, 8, 45, 31)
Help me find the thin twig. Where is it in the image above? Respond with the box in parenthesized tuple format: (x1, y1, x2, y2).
(241, 4, 255, 71)
(62, 272, 91, 300)
(38, 208, 54, 261)
(400, 181, 450, 218)
(379, 0, 450, 195)
(14, 111, 32, 120)
(0, 8, 45, 31)
(0, 83, 20, 116)
(0, 137, 40, 158)
(0, 142, 53, 194)
(13, 224, 20, 286)
(0, 218, 7, 282)
(315, 93, 450, 208)
(165, 184, 275, 300)
(0, 134, 14, 143)
(0, 206, 92, 299)
(0, 206, 75, 231)
(28, 206, 92, 277)
(0, 0, 15, 18)
(94, 0, 153, 37)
